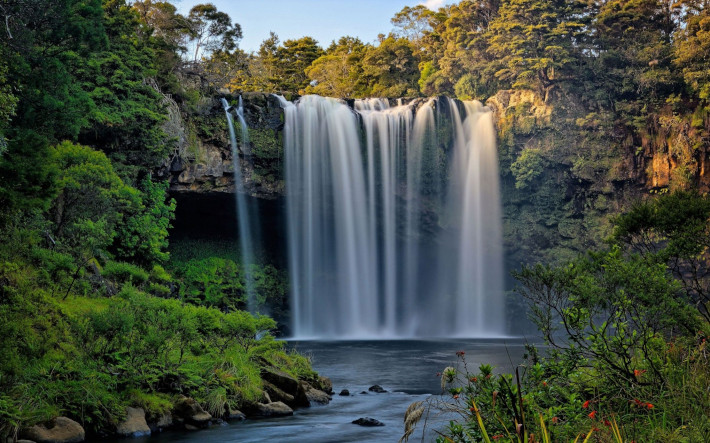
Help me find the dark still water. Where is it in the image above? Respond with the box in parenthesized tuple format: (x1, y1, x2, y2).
(118, 339, 527, 443)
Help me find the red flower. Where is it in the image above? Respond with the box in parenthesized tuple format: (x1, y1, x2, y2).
(470, 377, 478, 383)
(456, 350, 465, 357)
(604, 419, 611, 427)
(453, 395, 459, 400)
(646, 403, 654, 409)
(583, 400, 591, 409)
(542, 381, 548, 387)
(588, 410, 597, 419)
(492, 435, 504, 440)
(551, 417, 559, 424)
(633, 369, 647, 378)
(633, 398, 642, 406)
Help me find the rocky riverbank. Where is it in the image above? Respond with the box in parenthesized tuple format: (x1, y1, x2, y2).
(12, 369, 333, 443)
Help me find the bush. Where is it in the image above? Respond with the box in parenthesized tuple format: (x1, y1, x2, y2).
(102, 261, 149, 285)
(407, 191, 710, 442)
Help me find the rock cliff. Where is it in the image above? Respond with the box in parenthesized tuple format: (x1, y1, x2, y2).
(162, 91, 709, 269)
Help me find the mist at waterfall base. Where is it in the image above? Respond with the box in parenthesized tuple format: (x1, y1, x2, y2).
(277, 95, 504, 339)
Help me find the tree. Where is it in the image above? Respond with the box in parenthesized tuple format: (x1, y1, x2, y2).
(187, 3, 242, 62)
(133, 0, 191, 54)
(592, 0, 679, 115)
(488, 0, 592, 98)
(0, 53, 17, 156)
(275, 36, 324, 93)
(417, 1, 504, 98)
(203, 48, 253, 91)
(257, 34, 324, 93)
(48, 141, 133, 256)
(673, 3, 710, 103)
(113, 177, 176, 266)
(361, 35, 420, 97)
(391, 5, 434, 46)
(132, 0, 193, 91)
(612, 190, 710, 324)
(305, 37, 369, 98)
(515, 246, 699, 387)
(77, 0, 170, 177)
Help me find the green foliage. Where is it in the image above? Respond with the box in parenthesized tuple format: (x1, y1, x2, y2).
(305, 37, 370, 98)
(418, 192, 710, 442)
(173, 255, 288, 322)
(612, 190, 710, 323)
(113, 178, 176, 266)
(592, 0, 679, 116)
(489, 0, 591, 95)
(0, 132, 59, 218)
(675, 7, 710, 103)
(515, 247, 699, 382)
(0, 54, 18, 153)
(177, 257, 245, 309)
(128, 390, 173, 420)
(77, 0, 170, 175)
(102, 261, 150, 285)
(510, 148, 545, 190)
(249, 128, 284, 180)
(419, 1, 504, 98)
(258, 33, 325, 93)
(187, 3, 242, 62)
(49, 141, 131, 256)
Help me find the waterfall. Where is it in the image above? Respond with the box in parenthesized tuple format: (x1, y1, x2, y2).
(221, 97, 258, 313)
(278, 95, 504, 338)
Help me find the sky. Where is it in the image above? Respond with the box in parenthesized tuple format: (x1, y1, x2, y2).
(174, 0, 447, 54)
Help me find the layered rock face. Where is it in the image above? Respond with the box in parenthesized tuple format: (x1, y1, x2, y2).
(158, 92, 286, 198)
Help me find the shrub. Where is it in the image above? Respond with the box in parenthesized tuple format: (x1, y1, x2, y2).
(102, 261, 149, 286)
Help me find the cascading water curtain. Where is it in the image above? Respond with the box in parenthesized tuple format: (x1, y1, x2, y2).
(278, 95, 504, 338)
(221, 97, 259, 313)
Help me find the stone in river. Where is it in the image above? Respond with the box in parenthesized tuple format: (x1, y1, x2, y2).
(352, 417, 385, 427)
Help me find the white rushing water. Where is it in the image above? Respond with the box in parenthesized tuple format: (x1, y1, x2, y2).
(278, 95, 503, 338)
(221, 97, 258, 312)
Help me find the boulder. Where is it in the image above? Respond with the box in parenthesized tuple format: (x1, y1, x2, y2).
(116, 407, 151, 438)
(368, 385, 387, 393)
(352, 417, 385, 427)
(317, 376, 333, 394)
(177, 169, 195, 184)
(225, 409, 246, 421)
(263, 381, 295, 405)
(293, 382, 310, 408)
(260, 367, 299, 395)
(173, 397, 212, 429)
(252, 402, 293, 419)
(339, 389, 350, 396)
(305, 387, 331, 405)
(150, 412, 172, 432)
(22, 417, 85, 443)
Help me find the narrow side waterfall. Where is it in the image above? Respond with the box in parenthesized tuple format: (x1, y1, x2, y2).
(278, 95, 504, 338)
(221, 97, 258, 312)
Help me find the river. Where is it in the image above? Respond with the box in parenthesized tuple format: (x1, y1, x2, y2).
(115, 339, 526, 443)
